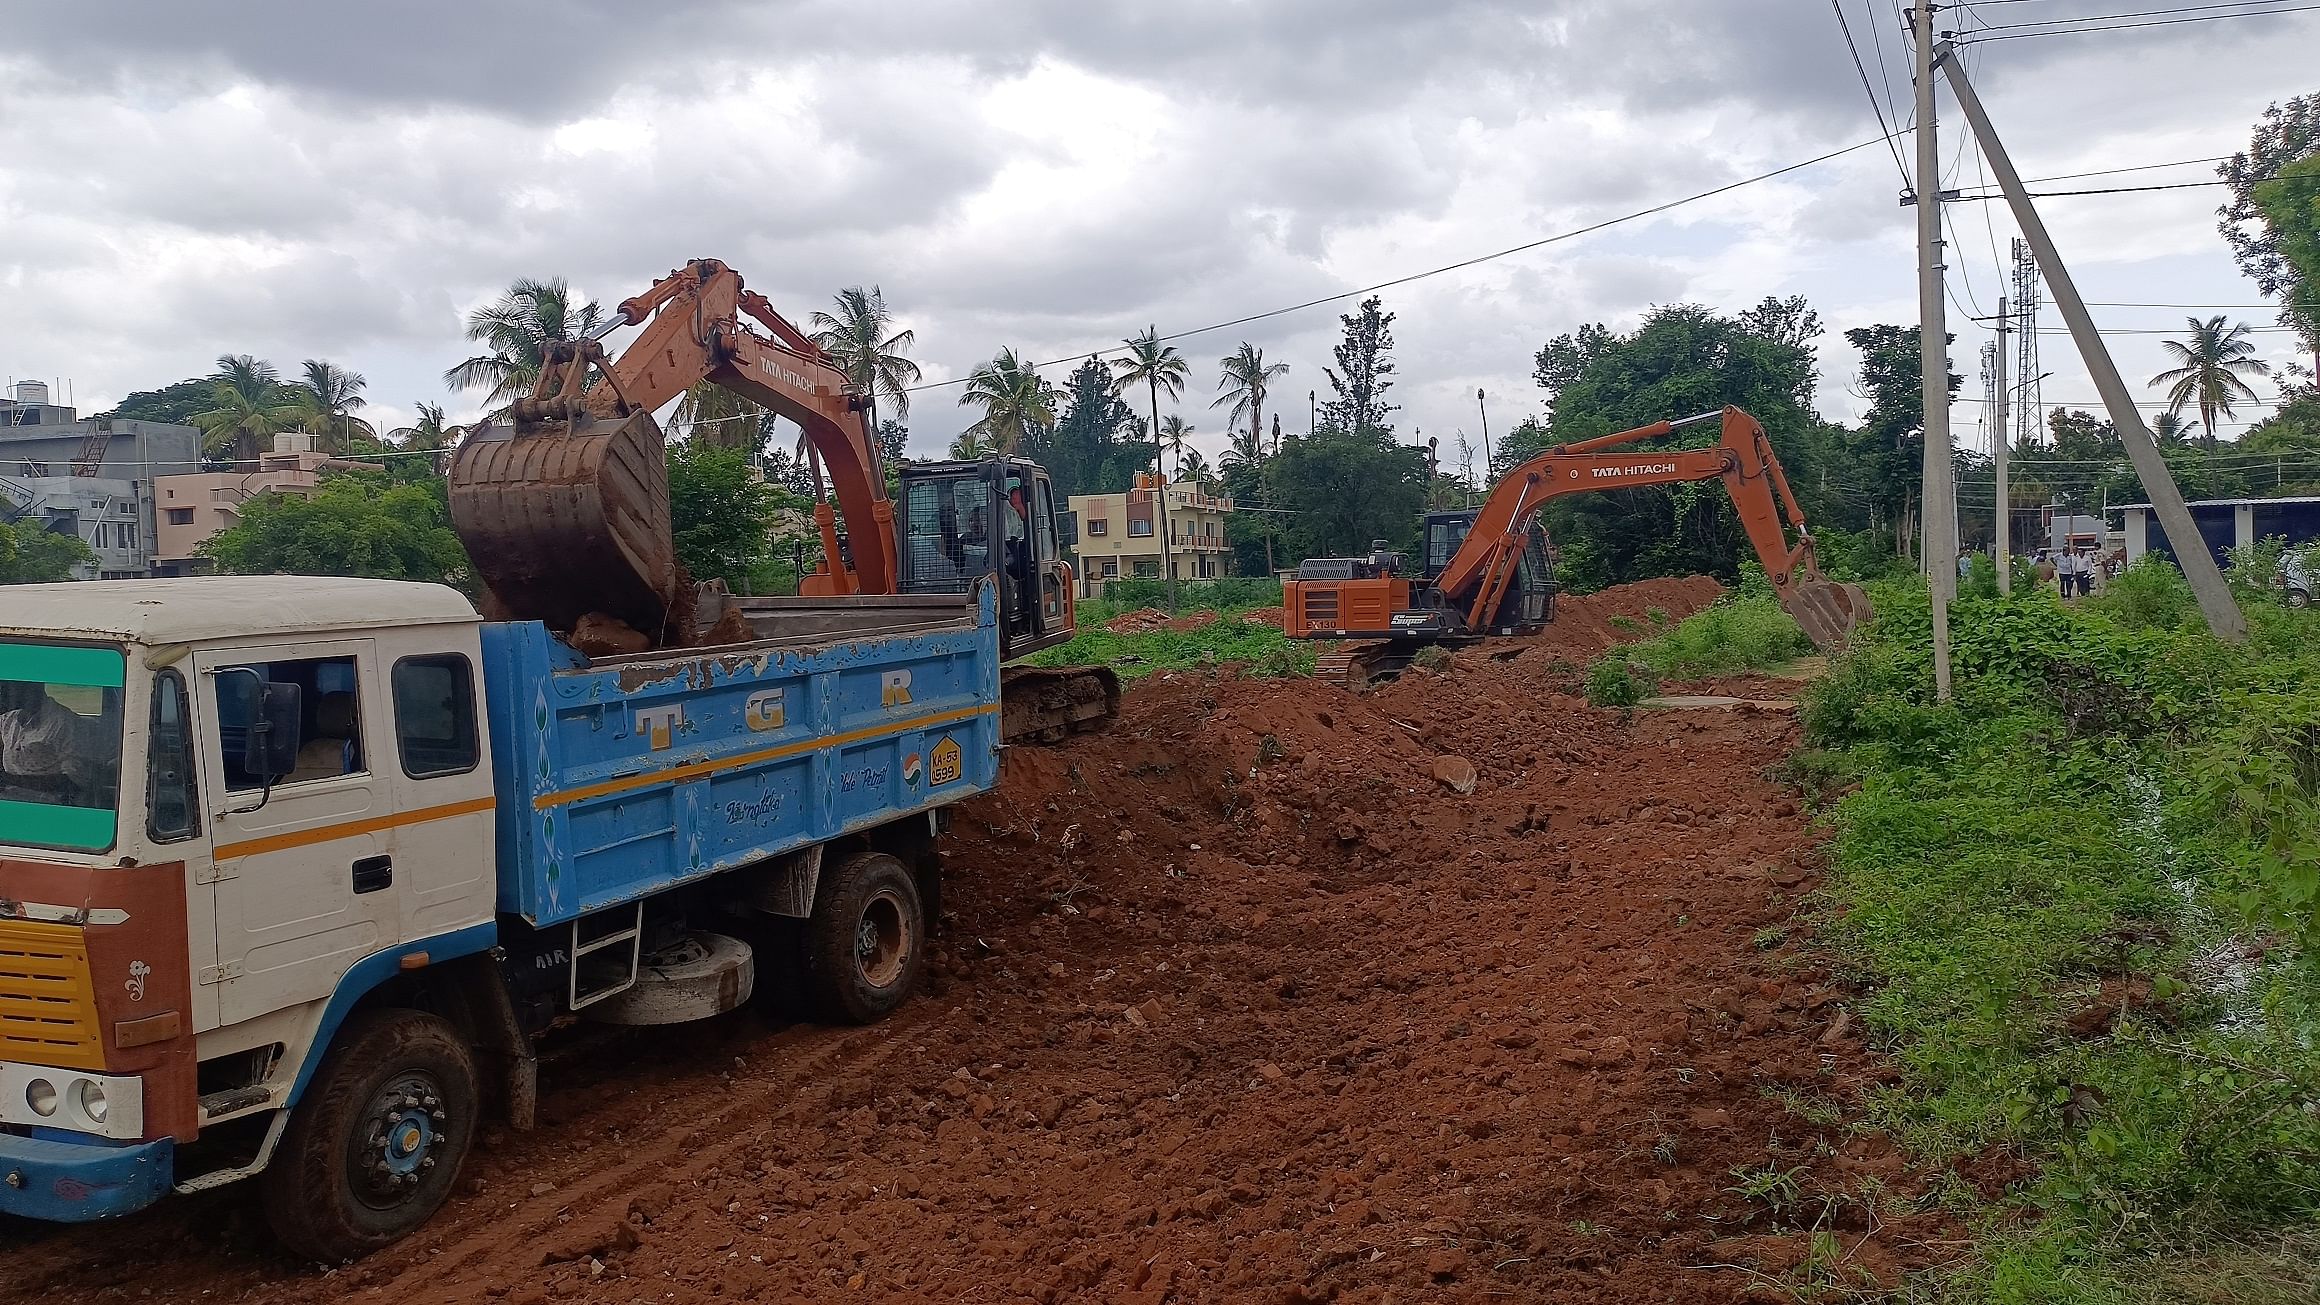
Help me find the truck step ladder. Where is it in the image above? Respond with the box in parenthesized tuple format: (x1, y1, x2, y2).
(569, 902, 645, 1011)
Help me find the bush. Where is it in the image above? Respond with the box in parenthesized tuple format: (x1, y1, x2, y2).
(2094, 555, 2201, 633)
(1584, 658, 1657, 707)
(1100, 576, 1282, 610)
(1621, 594, 1810, 680)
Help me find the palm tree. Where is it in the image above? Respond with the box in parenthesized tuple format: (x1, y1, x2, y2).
(807, 286, 923, 437)
(444, 276, 603, 411)
(957, 349, 1058, 456)
(386, 401, 463, 472)
(1211, 343, 1289, 453)
(191, 355, 300, 461)
(1112, 327, 1191, 607)
(2149, 316, 2271, 452)
(1158, 415, 1195, 478)
(947, 430, 998, 460)
(289, 359, 375, 452)
(673, 382, 775, 451)
(2150, 411, 2202, 448)
(1177, 449, 1213, 490)
(1220, 425, 1266, 474)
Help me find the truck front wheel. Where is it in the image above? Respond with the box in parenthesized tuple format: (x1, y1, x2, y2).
(261, 1008, 479, 1262)
(803, 851, 926, 1024)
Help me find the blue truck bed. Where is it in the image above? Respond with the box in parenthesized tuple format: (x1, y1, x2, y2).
(479, 588, 1002, 927)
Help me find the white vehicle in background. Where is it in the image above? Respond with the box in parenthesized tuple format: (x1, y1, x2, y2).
(2281, 551, 2312, 608)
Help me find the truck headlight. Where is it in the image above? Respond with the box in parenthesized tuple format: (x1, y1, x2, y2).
(25, 1078, 57, 1117)
(73, 1079, 107, 1124)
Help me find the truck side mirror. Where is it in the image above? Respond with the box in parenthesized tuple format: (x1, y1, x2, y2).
(1058, 510, 1079, 548)
(245, 681, 304, 781)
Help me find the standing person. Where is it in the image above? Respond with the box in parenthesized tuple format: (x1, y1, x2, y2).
(2034, 549, 2056, 594)
(2054, 548, 2079, 600)
(2077, 548, 2098, 598)
(1957, 547, 1974, 581)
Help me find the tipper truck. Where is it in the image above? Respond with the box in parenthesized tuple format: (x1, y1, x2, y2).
(0, 574, 1004, 1259)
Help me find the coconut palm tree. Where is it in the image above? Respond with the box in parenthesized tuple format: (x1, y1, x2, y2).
(1112, 327, 1191, 607)
(2149, 316, 2271, 452)
(673, 383, 775, 451)
(386, 401, 463, 472)
(191, 355, 301, 461)
(1177, 449, 1213, 490)
(289, 359, 375, 452)
(1158, 415, 1195, 478)
(444, 276, 603, 411)
(1220, 424, 1266, 473)
(957, 349, 1058, 456)
(947, 429, 998, 460)
(1211, 343, 1289, 453)
(2150, 411, 2202, 448)
(808, 286, 923, 436)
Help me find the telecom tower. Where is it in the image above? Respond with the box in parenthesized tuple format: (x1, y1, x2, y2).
(2009, 237, 2043, 447)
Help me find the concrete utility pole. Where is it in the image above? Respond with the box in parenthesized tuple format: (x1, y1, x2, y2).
(1937, 41, 2247, 642)
(1994, 293, 2011, 594)
(1913, 2, 1956, 701)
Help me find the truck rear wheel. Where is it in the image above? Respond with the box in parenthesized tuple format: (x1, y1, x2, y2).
(803, 851, 925, 1024)
(261, 1008, 479, 1263)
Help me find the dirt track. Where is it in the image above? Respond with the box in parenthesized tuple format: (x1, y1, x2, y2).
(0, 577, 1939, 1302)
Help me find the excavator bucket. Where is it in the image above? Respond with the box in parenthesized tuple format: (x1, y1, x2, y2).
(448, 408, 679, 638)
(1781, 578, 1873, 652)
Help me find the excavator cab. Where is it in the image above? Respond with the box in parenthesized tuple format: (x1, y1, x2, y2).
(1417, 511, 1555, 634)
(896, 458, 1078, 659)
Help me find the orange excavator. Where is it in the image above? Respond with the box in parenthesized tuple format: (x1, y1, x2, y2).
(1283, 406, 1870, 686)
(447, 257, 1116, 738)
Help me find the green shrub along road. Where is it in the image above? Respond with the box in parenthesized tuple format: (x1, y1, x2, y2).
(1027, 579, 1312, 681)
(1795, 557, 2320, 1303)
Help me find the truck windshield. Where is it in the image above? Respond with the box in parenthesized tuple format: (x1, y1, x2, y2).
(0, 642, 126, 852)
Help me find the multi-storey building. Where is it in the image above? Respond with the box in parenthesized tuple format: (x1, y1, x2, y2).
(1066, 473, 1234, 595)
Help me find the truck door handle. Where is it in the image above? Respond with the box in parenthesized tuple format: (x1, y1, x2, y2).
(352, 855, 393, 894)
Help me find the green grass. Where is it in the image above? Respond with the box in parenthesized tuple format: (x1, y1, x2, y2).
(1029, 607, 1313, 680)
(1798, 563, 2320, 1301)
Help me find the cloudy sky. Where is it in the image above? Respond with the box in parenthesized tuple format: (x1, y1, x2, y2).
(3, 0, 2314, 478)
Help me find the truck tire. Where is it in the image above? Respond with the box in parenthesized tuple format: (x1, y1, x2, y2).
(261, 1008, 479, 1263)
(803, 851, 925, 1024)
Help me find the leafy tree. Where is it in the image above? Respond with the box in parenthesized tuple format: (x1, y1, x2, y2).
(444, 276, 602, 411)
(958, 348, 1058, 456)
(289, 359, 375, 452)
(1321, 296, 1398, 435)
(666, 441, 785, 584)
(199, 472, 470, 587)
(876, 419, 910, 469)
(1211, 342, 1289, 454)
(2220, 94, 2320, 355)
(947, 430, 997, 460)
(102, 377, 218, 426)
(1265, 424, 1427, 561)
(1221, 423, 1266, 476)
(2254, 154, 2320, 364)
(808, 286, 922, 428)
(0, 520, 94, 583)
(2148, 316, 2271, 450)
(1503, 303, 1863, 583)
(191, 355, 301, 461)
(1840, 323, 1960, 552)
(1044, 357, 1143, 498)
(1112, 326, 1190, 472)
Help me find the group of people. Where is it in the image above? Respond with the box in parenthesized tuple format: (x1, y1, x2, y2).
(2035, 546, 2119, 599)
(1954, 545, 2121, 599)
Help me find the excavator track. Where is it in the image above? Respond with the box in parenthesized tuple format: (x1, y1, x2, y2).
(1314, 641, 1425, 692)
(1000, 664, 1121, 744)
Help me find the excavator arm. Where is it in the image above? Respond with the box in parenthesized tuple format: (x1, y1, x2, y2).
(1435, 406, 1864, 649)
(449, 259, 892, 638)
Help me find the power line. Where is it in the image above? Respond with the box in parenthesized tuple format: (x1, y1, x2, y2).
(1959, 2, 2320, 41)
(899, 132, 1902, 395)
(2018, 154, 2232, 184)
(1832, 1, 1912, 183)
(1962, 0, 2311, 33)
(1949, 178, 2238, 200)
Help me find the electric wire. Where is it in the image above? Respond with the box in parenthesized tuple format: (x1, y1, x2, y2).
(1957, 2, 2320, 42)
(895, 132, 1904, 395)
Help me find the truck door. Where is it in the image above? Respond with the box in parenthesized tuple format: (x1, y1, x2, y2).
(377, 644, 496, 943)
(193, 640, 399, 1027)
